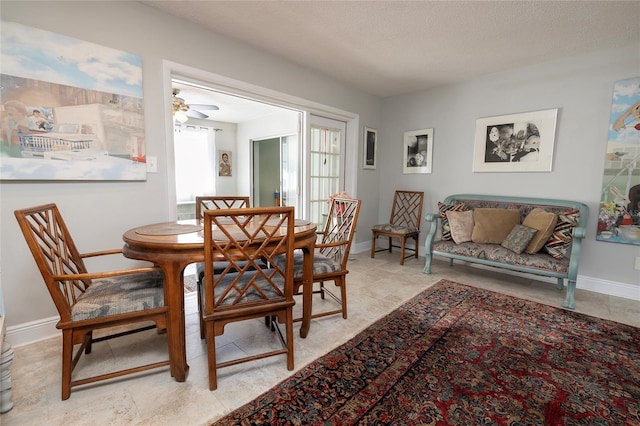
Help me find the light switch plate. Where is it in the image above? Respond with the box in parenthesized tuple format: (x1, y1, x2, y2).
(147, 156, 158, 173)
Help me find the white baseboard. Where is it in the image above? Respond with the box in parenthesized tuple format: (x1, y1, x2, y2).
(5, 315, 59, 348)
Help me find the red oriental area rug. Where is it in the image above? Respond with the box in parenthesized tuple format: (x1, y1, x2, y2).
(213, 279, 640, 425)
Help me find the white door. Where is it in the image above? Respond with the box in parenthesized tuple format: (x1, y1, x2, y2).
(308, 115, 347, 227)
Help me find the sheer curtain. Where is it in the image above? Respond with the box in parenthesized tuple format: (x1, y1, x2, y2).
(174, 124, 216, 202)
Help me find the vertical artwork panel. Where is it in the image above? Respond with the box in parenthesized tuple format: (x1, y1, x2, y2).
(596, 77, 640, 245)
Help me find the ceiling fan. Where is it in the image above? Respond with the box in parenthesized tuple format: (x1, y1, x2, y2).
(172, 88, 219, 122)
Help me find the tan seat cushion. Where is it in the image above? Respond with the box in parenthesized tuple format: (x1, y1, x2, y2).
(471, 208, 521, 244)
(522, 208, 558, 254)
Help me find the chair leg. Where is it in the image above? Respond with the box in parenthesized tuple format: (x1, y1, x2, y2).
(387, 237, 392, 253)
(370, 233, 376, 259)
(61, 330, 73, 400)
(340, 279, 348, 319)
(85, 331, 93, 354)
(399, 237, 406, 265)
(414, 236, 419, 259)
(197, 286, 206, 340)
(206, 322, 217, 391)
(286, 308, 294, 370)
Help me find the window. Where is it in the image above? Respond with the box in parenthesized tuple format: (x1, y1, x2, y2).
(309, 125, 342, 226)
(174, 124, 216, 207)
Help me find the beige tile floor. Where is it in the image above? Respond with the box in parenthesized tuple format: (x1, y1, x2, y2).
(2, 252, 639, 425)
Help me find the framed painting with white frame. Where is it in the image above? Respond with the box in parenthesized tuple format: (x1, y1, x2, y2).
(363, 126, 377, 169)
(473, 108, 558, 172)
(403, 128, 433, 174)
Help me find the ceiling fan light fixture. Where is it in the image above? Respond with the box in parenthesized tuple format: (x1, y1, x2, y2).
(172, 87, 218, 121)
(174, 110, 189, 123)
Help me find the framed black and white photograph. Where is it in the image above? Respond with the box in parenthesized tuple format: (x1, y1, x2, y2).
(363, 127, 377, 169)
(472, 108, 558, 172)
(403, 128, 433, 174)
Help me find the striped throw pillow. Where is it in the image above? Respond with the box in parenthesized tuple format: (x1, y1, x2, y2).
(543, 210, 580, 259)
(438, 202, 469, 241)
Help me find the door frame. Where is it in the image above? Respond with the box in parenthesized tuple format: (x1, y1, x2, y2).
(162, 60, 359, 220)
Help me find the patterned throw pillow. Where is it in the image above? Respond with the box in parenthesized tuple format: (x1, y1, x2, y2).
(438, 202, 469, 241)
(446, 210, 474, 244)
(544, 210, 580, 259)
(501, 224, 538, 254)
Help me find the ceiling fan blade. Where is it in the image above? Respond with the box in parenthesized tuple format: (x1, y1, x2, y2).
(188, 104, 219, 111)
(186, 109, 209, 119)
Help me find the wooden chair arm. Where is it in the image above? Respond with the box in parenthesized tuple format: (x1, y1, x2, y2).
(80, 248, 123, 258)
(54, 266, 161, 282)
(316, 240, 348, 250)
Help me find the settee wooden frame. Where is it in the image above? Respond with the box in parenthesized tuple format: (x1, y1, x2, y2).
(423, 194, 589, 309)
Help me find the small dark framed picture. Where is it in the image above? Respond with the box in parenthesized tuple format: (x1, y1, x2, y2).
(364, 127, 377, 169)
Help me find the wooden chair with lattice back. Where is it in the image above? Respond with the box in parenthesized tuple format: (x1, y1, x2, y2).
(371, 190, 425, 265)
(14, 203, 170, 400)
(273, 197, 361, 321)
(195, 196, 251, 283)
(200, 206, 296, 390)
(194, 196, 256, 338)
(195, 196, 250, 220)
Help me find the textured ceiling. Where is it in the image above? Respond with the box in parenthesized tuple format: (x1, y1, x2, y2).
(143, 1, 640, 98)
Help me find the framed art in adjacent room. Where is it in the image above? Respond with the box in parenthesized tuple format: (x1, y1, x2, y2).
(403, 128, 433, 174)
(472, 108, 558, 172)
(218, 150, 232, 176)
(363, 127, 377, 169)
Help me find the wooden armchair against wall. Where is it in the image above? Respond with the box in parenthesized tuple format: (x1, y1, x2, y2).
(371, 190, 424, 265)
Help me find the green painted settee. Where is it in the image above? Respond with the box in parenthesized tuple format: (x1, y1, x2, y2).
(423, 194, 589, 309)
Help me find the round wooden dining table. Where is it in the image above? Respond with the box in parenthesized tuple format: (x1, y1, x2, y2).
(122, 219, 317, 382)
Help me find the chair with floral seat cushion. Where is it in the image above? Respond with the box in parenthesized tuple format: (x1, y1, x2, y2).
(194, 196, 267, 338)
(14, 203, 170, 400)
(272, 197, 361, 321)
(200, 206, 296, 390)
(371, 190, 424, 265)
(194, 196, 252, 284)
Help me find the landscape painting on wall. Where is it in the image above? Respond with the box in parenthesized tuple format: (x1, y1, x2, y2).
(0, 21, 146, 180)
(596, 77, 640, 246)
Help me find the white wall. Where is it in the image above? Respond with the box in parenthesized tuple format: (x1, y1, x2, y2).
(380, 43, 640, 288)
(0, 1, 381, 332)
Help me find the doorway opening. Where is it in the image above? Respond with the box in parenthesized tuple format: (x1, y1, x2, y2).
(252, 134, 299, 212)
(166, 64, 359, 223)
